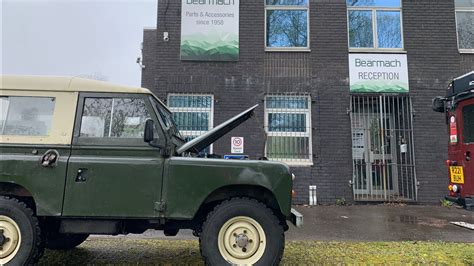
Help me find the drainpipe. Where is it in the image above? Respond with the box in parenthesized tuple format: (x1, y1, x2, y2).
(309, 185, 317, 206)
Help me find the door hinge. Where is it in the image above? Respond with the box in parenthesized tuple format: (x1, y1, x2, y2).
(155, 201, 166, 212)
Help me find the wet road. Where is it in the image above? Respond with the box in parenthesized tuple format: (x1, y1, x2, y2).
(95, 205, 474, 242)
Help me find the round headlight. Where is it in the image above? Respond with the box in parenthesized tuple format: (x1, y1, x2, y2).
(452, 184, 459, 193)
(291, 173, 296, 181)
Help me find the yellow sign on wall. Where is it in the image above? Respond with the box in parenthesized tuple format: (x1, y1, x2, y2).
(450, 166, 464, 184)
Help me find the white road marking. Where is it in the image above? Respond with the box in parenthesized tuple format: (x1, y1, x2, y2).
(450, 221, 474, 230)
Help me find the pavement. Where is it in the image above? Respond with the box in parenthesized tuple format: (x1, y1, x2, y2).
(95, 205, 474, 243)
(286, 205, 474, 242)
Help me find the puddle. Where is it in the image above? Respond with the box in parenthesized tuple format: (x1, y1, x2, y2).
(388, 215, 419, 224)
(388, 215, 449, 228)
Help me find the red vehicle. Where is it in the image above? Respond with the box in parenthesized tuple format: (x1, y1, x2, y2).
(433, 71, 474, 210)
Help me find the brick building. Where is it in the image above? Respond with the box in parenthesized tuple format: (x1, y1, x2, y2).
(141, 0, 474, 204)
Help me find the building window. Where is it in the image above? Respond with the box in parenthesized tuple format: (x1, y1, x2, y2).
(455, 0, 474, 52)
(265, 0, 309, 50)
(264, 95, 312, 165)
(168, 94, 214, 153)
(347, 0, 403, 50)
(0, 96, 55, 136)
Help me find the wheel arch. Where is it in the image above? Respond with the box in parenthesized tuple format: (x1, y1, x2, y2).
(0, 182, 37, 213)
(192, 185, 288, 231)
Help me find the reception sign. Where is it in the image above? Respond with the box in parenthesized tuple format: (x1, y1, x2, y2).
(349, 54, 409, 93)
(181, 0, 239, 61)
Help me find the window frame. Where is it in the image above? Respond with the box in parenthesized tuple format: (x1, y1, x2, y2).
(1, 96, 55, 137)
(167, 93, 214, 154)
(455, 4, 474, 54)
(0, 97, 11, 134)
(264, 1, 311, 52)
(462, 104, 474, 144)
(346, 2, 405, 52)
(0, 90, 77, 145)
(73, 92, 163, 147)
(264, 94, 313, 166)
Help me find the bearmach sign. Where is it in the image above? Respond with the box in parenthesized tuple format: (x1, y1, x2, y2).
(181, 0, 239, 61)
(349, 54, 409, 93)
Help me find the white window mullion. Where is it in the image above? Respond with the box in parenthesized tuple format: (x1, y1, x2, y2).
(347, 3, 403, 51)
(265, 2, 310, 50)
(264, 95, 312, 165)
(372, 9, 378, 49)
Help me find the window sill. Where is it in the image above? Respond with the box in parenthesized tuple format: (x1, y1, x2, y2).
(270, 160, 314, 167)
(349, 49, 406, 54)
(265, 48, 311, 53)
(459, 49, 474, 54)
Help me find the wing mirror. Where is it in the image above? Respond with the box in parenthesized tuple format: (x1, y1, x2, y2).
(144, 119, 169, 156)
(144, 119, 155, 143)
(432, 97, 446, 113)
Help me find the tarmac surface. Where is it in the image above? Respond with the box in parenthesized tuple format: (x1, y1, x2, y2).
(96, 205, 474, 242)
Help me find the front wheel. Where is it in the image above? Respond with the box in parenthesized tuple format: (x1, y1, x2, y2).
(0, 196, 43, 265)
(200, 198, 284, 265)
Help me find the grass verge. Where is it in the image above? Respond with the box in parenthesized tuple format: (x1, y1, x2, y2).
(40, 239, 474, 265)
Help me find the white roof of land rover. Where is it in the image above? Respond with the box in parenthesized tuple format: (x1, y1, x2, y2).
(0, 75, 151, 94)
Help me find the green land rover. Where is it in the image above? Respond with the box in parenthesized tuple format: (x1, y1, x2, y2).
(0, 75, 302, 265)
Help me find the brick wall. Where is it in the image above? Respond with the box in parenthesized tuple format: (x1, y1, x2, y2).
(142, 0, 474, 204)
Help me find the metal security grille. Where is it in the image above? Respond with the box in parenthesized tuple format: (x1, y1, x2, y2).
(264, 94, 312, 166)
(167, 94, 214, 154)
(350, 95, 417, 201)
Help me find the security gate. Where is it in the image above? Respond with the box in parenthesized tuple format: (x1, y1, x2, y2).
(350, 95, 417, 201)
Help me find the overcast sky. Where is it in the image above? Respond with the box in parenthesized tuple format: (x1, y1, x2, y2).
(1, 0, 157, 87)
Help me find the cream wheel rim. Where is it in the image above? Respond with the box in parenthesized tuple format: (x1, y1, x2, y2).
(218, 216, 266, 265)
(0, 215, 22, 264)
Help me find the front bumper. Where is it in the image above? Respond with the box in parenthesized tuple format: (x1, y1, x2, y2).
(289, 208, 303, 228)
(446, 195, 474, 210)
(445, 195, 463, 205)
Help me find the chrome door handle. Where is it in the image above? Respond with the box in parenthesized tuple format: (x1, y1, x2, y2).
(40, 150, 59, 168)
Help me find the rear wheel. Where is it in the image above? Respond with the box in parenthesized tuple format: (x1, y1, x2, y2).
(200, 198, 284, 265)
(45, 232, 89, 250)
(0, 196, 43, 265)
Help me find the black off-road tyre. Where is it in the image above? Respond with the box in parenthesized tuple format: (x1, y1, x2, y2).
(200, 197, 285, 266)
(45, 232, 89, 250)
(0, 196, 44, 266)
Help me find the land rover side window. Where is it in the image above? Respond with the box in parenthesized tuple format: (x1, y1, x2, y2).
(265, 0, 309, 50)
(168, 94, 213, 153)
(264, 95, 312, 165)
(0, 96, 55, 136)
(80, 97, 151, 138)
(347, 0, 403, 50)
(463, 104, 474, 143)
(455, 0, 474, 52)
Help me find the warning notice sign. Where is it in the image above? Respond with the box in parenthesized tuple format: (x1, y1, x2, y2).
(231, 137, 244, 154)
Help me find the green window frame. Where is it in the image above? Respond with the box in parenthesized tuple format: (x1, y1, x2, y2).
(74, 93, 159, 147)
